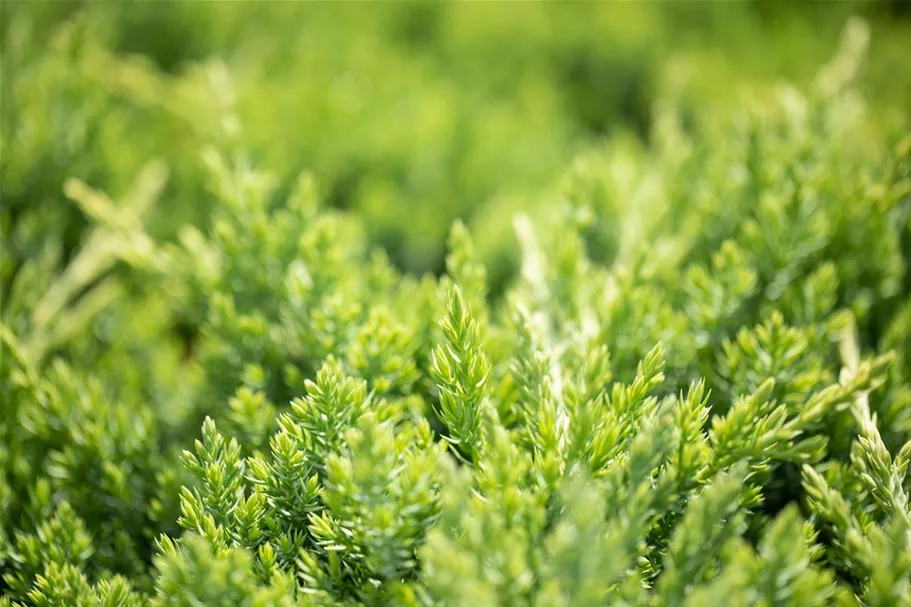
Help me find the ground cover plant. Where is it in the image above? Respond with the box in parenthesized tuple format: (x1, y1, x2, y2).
(1, 3, 910, 606)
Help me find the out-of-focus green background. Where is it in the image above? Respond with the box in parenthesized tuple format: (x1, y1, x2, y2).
(2, 1, 909, 287)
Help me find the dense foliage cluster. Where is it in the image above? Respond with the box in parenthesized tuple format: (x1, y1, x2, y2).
(2, 4, 910, 606)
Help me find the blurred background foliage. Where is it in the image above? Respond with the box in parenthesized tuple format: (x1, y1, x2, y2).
(3, 1, 909, 276)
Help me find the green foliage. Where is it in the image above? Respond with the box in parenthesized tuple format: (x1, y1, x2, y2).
(430, 287, 491, 461)
(2, 5, 911, 607)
